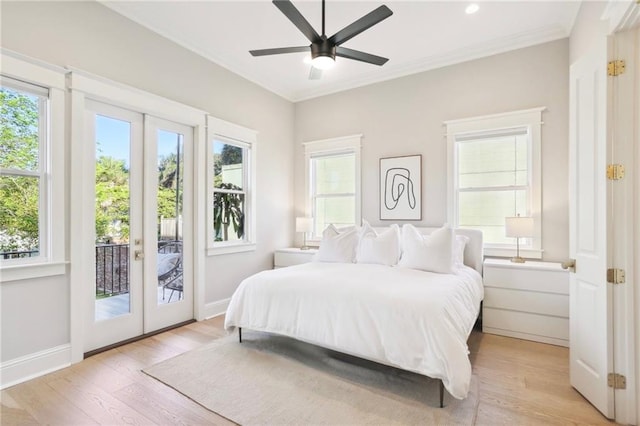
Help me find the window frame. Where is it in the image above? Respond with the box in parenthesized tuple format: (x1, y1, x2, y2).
(0, 52, 67, 282)
(445, 108, 545, 258)
(207, 116, 257, 255)
(303, 134, 362, 244)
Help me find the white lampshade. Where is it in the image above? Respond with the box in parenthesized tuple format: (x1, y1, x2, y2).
(311, 55, 335, 70)
(505, 216, 534, 238)
(296, 217, 313, 233)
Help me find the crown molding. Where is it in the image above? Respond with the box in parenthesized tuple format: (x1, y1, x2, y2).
(292, 24, 569, 102)
(101, 2, 570, 103)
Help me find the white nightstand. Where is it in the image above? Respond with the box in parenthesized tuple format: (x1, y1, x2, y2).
(274, 247, 318, 268)
(482, 258, 569, 347)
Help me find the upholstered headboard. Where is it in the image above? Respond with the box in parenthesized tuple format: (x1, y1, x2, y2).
(372, 226, 484, 275)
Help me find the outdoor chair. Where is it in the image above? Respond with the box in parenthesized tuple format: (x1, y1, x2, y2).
(157, 241, 183, 302)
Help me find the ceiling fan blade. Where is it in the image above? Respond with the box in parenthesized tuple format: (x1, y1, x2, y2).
(328, 5, 393, 46)
(336, 46, 388, 66)
(273, 0, 321, 43)
(250, 46, 310, 56)
(309, 66, 322, 80)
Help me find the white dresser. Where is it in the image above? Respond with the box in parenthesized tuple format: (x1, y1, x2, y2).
(274, 247, 317, 268)
(482, 258, 569, 347)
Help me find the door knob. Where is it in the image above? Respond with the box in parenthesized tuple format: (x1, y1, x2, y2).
(561, 259, 576, 272)
(134, 250, 145, 261)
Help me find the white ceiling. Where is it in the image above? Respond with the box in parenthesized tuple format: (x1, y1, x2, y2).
(101, 1, 581, 102)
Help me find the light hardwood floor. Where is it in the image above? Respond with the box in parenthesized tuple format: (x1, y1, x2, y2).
(1, 316, 614, 425)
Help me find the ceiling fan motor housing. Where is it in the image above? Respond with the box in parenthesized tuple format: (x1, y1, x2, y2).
(311, 38, 336, 60)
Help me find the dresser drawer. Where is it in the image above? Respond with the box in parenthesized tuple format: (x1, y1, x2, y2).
(483, 307, 569, 342)
(484, 265, 568, 294)
(274, 249, 317, 268)
(484, 287, 569, 317)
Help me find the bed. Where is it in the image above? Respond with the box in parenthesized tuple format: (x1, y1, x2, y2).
(224, 225, 483, 406)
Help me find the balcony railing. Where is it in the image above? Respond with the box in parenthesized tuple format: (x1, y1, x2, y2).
(1, 250, 39, 260)
(1, 241, 181, 299)
(95, 243, 130, 297)
(95, 240, 182, 298)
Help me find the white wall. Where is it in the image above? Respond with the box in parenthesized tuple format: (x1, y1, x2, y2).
(0, 1, 294, 363)
(569, 1, 609, 63)
(294, 39, 570, 262)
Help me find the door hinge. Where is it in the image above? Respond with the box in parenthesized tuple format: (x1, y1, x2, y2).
(608, 60, 626, 76)
(607, 268, 626, 284)
(608, 373, 626, 389)
(606, 164, 625, 180)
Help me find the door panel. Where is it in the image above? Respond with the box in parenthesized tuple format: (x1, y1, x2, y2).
(569, 48, 613, 417)
(84, 104, 194, 352)
(85, 101, 144, 352)
(143, 117, 194, 332)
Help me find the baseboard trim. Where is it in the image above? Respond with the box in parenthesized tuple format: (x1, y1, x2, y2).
(483, 326, 569, 347)
(205, 298, 230, 319)
(1, 344, 71, 390)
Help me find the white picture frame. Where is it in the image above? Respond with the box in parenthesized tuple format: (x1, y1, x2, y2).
(380, 154, 422, 220)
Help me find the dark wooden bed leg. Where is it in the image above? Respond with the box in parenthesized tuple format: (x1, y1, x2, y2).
(439, 380, 444, 408)
(239, 327, 242, 343)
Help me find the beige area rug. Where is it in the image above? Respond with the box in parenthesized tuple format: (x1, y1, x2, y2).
(144, 330, 479, 425)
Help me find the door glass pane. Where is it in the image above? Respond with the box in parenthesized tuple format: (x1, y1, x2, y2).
(94, 115, 131, 320)
(157, 130, 184, 305)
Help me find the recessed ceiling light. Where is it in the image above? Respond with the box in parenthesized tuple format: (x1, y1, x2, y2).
(465, 3, 479, 14)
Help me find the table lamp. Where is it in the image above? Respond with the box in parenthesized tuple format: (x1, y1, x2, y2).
(296, 217, 313, 250)
(505, 214, 534, 263)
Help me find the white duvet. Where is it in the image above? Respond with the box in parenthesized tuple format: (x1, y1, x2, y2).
(224, 262, 483, 399)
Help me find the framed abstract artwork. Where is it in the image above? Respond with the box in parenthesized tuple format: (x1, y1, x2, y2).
(380, 154, 422, 220)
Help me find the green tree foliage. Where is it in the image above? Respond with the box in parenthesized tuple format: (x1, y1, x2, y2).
(157, 152, 182, 221)
(1, 84, 185, 252)
(221, 143, 242, 166)
(213, 183, 244, 241)
(95, 156, 130, 243)
(0, 88, 40, 253)
(212, 143, 244, 242)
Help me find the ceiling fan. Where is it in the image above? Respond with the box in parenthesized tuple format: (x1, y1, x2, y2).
(250, 0, 393, 80)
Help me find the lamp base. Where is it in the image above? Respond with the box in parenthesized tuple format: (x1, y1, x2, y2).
(510, 256, 526, 263)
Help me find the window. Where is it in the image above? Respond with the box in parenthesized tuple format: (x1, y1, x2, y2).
(446, 108, 544, 258)
(207, 116, 257, 255)
(0, 80, 46, 260)
(304, 135, 362, 240)
(0, 53, 66, 281)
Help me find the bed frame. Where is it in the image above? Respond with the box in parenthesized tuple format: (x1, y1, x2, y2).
(238, 226, 483, 409)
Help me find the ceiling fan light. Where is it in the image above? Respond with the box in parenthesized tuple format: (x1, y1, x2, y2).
(465, 3, 479, 14)
(311, 55, 335, 70)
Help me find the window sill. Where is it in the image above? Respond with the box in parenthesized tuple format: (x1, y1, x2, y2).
(207, 243, 256, 256)
(0, 261, 68, 283)
(484, 247, 543, 259)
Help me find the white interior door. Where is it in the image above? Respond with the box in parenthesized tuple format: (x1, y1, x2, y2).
(568, 47, 614, 417)
(84, 103, 194, 352)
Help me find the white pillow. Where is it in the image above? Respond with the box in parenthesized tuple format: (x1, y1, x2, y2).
(398, 224, 455, 274)
(356, 223, 401, 266)
(315, 224, 359, 263)
(453, 234, 470, 269)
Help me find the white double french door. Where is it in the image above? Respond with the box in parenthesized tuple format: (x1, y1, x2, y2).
(84, 100, 194, 352)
